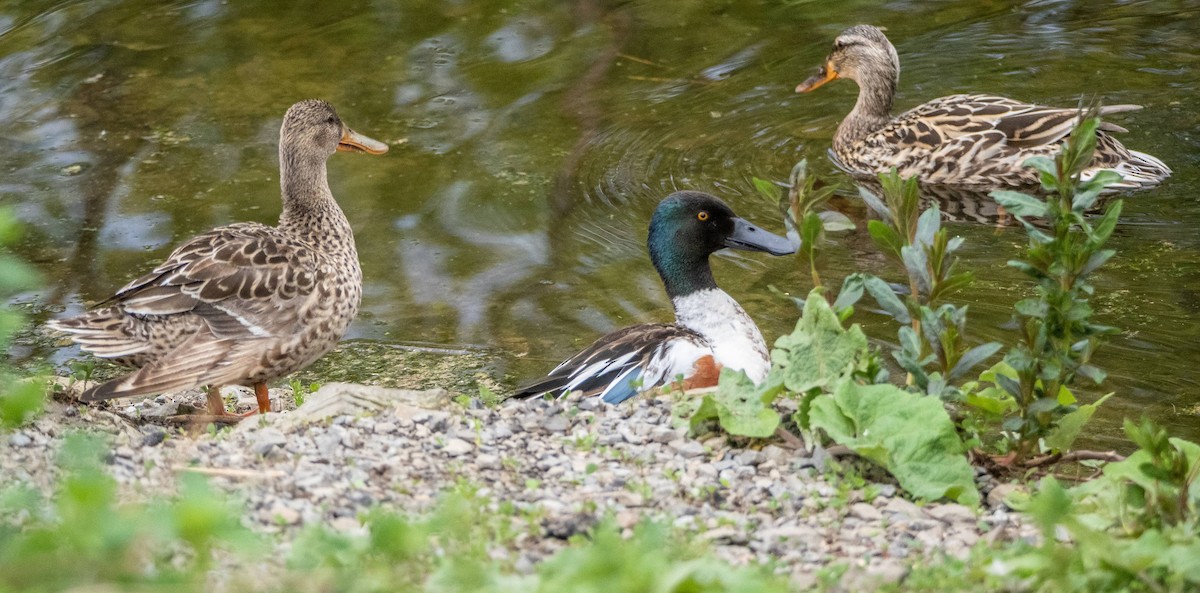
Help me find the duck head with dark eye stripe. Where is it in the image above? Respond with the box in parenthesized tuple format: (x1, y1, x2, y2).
(648, 191, 794, 298)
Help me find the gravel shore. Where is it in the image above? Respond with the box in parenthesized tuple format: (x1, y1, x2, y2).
(2, 380, 1033, 589)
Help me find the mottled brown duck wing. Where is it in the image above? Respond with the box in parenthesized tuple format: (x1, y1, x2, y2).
(899, 94, 1141, 150)
(107, 222, 320, 338)
(81, 333, 243, 401)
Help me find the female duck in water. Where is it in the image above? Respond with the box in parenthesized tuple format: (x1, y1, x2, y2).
(516, 191, 794, 405)
(795, 25, 1170, 189)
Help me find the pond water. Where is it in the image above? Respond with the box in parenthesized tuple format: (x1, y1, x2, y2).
(3, 0, 1198, 445)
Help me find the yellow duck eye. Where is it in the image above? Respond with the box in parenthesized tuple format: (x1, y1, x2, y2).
(697, 211, 709, 221)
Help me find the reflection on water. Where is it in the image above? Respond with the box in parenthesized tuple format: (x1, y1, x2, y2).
(3, 0, 1199, 442)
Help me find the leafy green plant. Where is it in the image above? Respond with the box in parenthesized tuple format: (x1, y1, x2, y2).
(0, 207, 46, 430)
(0, 433, 258, 592)
(1006, 419, 1200, 593)
(841, 173, 1000, 402)
(753, 159, 852, 290)
(986, 113, 1124, 463)
(289, 378, 321, 407)
(781, 292, 980, 505)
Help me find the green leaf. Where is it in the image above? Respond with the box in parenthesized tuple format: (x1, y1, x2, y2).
(818, 210, 855, 233)
(1077, 364, 1107, 384)
(914, 207, 940, 247)
(800, 211, 823, 249)
(861, 274, 910, 323)
(771, 290, 869, 394)
(857, 185, 891, 219)
(1044, 393, 1111, 453)
(965, 387, 1015, 415)
(901, 245, 931, 295)
(948, 342, 1002, 382)
(1022, 156, 1057, 176)
(701, 369, 783, 438)
(686, 394, 720, 434)
(751, 177, 781, 202)
(808, 381, 980, 505)
(1087, 200, 1122, 249)
(1080, 249, 1115, 277)
(0, 376, 46, 429)
(832, 274, 864, 312)
(866, 220, 904, 260)
(991, 190, 1048, 219)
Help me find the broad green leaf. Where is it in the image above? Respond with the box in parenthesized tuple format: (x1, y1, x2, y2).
(808, 381, 980, 505)
(1022, 156, 1057, 176)
(948, 342, 1002, 381)
(861, 274, 910, 323)
(1044, 393, 1111, 453)
(686, 392, 720, 434)
(857, 185, 891, 219)
(964, 387, 1015, 415)
(751, 177, 781, 202)
(818, 210, 855, 233)
(800, 211, 823, 249)
(867, 220, 904, 260)
(832, 274, 864, 312)
(771, 290, 868, 394)
(991, 190, 1048, 219)
(914, 207, 940, 248)
(0, 376, 46, 429)
(1087, 200, 1122, 249)
(901, 245, 931, 295)
(701, 369, 783, 438)
(1080, 249, 1115, 277)
(1077, 364, 1107, 384)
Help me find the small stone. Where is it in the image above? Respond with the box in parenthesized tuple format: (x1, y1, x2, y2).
(618, 424, 643, 445)
(761, 445, 790, 466)
(881, 497, 924, 520)
(669, 440, 705, 458)
(616, 510, 639, 530)
(987, 483, 1025, 510)
(141, 427, 166, 447)
(442, 438, 473, 456)
(927, 503, 976, 523)
(850, 502, 883, 521)
(8, 433, 31, 448)
(700, 526, 745, 544)
(649, 426, 677, 444)
(330, 517, 362, 533)
(734, 450, 760, 466)
(270, 504, 301, 525)
(541, 415, 569, 433)
(493, 422, 514, 438)
(477, 454, 501, 470)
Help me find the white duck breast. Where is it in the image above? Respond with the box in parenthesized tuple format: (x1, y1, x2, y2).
(671, 288, 770, 382)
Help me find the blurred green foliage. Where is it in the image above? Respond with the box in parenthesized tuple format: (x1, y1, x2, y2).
(0, 207, 45, 430)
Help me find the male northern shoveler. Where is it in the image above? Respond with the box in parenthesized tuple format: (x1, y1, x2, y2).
(795, 25, 1170, 189)
(514, 191, 795, 405)
(48, 99, 387, 420)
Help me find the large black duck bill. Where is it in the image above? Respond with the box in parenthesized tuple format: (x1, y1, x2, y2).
(48, 100, 388, 422)
(516, 191, 795, 405)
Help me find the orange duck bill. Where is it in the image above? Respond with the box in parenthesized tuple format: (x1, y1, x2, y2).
(795, 61, 839, 93)
(337, 128, 389, 154)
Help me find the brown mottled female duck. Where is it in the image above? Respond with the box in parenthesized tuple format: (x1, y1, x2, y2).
(49, 99, 387, 420)
(796, 25, 1170, 189)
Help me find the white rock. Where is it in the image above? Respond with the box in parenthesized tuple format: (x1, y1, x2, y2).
(442, 438, 473, 456)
